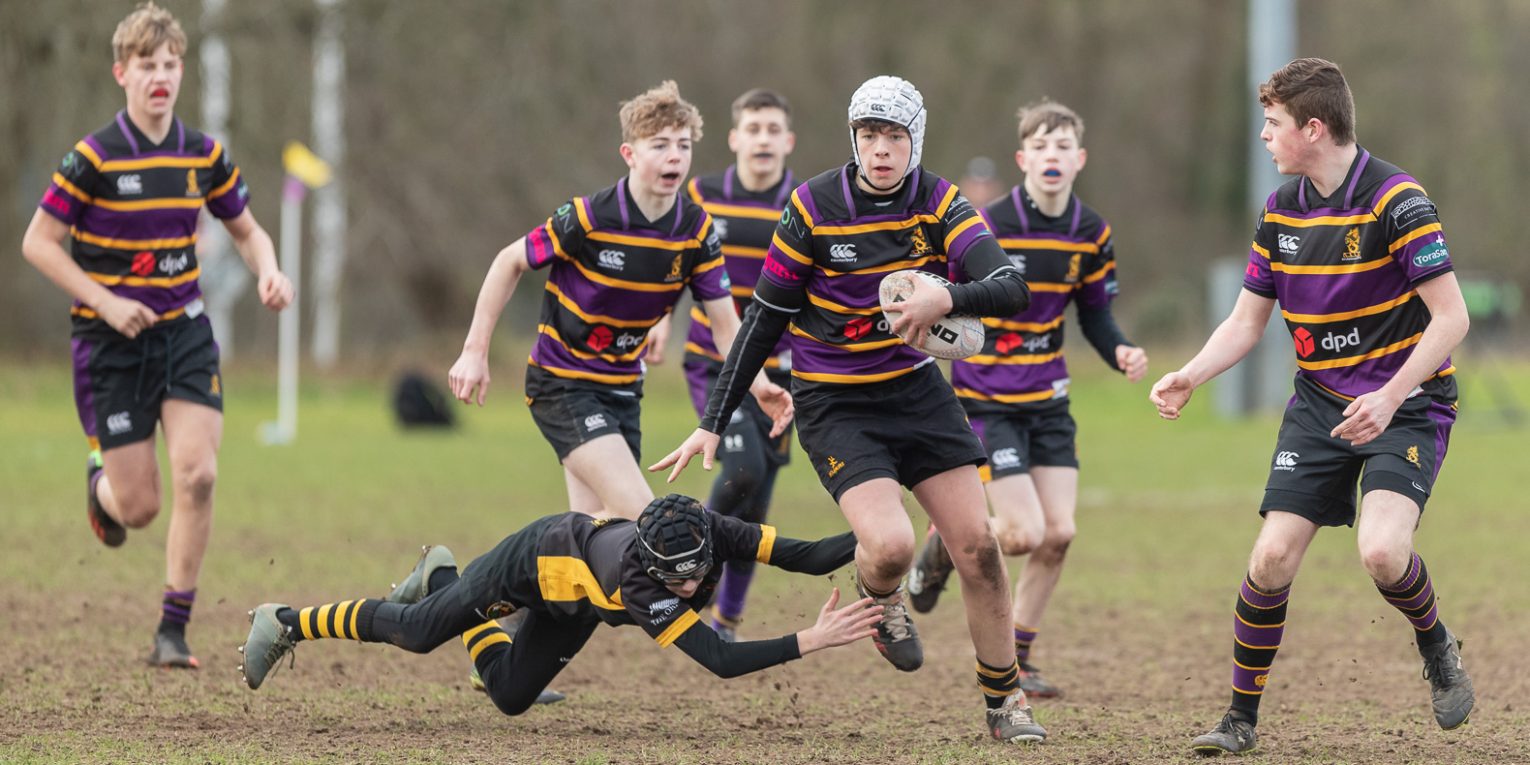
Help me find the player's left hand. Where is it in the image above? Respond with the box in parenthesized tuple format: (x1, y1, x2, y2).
(258, 269, 294, 311)
(649, 428, 721, 483)
(645, 314, 673, 365)
(750, 377, 794, 436)
(887, 276, 954, 350)
(1116, 344, 1149, 383)
(1331, 389, 1403, 446)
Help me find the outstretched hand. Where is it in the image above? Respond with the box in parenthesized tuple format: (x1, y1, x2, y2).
(751, 380, 795, 437)
(648, 428, 721, 483)
(797, 588, 883, 654)
(1149, 370, 1195, 420)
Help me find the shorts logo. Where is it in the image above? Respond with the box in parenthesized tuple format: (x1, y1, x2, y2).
(584, 413, 607, 431)
(1411, 481, 1427, 493)
(587, 325, 614, 352)
(1406, 445, 1420, 467)
(1322, 327, 1361, 354)
(106, 411, 133, 436)
(131, 251, 157, 277)
(185, 169, 200, 197)
(1273, 451, 1299, 471)
(712, 218, 729, 240)
(908, 227, 932, 256)
(1341, 227, 1362, 261)
(159, 252, 191, 276)
(1292, 327, 1315, 358)
(991, 447, 1021, 469)
(1413, 236, 1449, 269)
(829, 243, 857, 263)
(825, 455, 845, 478)
(1277, 234, 1301, 255)
(116, 174, 142, 195)
(723, 434, 745, 453)
(209, 374, 221, 396)
(597, 249, 625, 270)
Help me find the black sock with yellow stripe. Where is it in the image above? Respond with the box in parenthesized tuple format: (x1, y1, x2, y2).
(276, 599, 382, 642)
(463, 620, 513, 670)
(977, 658, 1021, 710)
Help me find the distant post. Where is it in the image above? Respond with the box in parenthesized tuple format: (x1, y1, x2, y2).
(262, 143, 333, 445)
(310, 0, 348, 369)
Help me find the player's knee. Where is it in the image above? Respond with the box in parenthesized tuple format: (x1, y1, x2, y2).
(1247, 543, 1298, 591)
(175, 458, 218, 506)
(485, 684, 535, 717)
(112, 484, 162, 528)
(1036, 522, 1076, 560)
(859, 534, 915, 580)
(951, 533, 1007, 589)
(992, 523, 1039, 557)
(1358, 540, 1409, 584)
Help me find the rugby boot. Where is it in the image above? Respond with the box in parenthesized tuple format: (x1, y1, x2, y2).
(86, 452, 125, 548)
(386, 545, 456, 604)
(987, 692, 1047, 743)
(1190, 711, 1258, 756)
(856, 578, 923, 672)
(147, 628, 200, 669)
(1017, 661, 1063, 699)
(468, 666, 566, 704)
(1421, 629, 1475, 729)
(905, 530, 953, 614)
(712, 614, 740, 643)
(239, 603, 297, 690)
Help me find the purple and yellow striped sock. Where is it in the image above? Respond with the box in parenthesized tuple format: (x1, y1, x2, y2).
(1013, 624, 1039, 663)
(158, 588, 195, 635)
(1230, 575, 1289, 724)
(1376, 552, 1448, 650)
(977, 658, 1021, 710)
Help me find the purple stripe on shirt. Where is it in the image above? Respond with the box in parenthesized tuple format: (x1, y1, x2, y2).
(115, 111, 142, 155)
(113, 282, 203, 314)
(529, 336, 644, 379)
(947, 223, 990, 262)
(788, 337, 926, 379)
(549, 272, 679, 323)
(794, 183, 823, 225)
(951, 357, 1069, 400)
(1343, 150, 1371, 209)
(76, 206, 200, 242)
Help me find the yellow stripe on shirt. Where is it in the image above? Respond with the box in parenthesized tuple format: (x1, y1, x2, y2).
(1296, 332, 1424, 371)
(1281, 291, 1417, 324)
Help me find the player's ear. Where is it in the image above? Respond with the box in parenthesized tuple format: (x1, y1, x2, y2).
(1077, 147, 1087, 171)
(1014, 148, 1025, 172)
(618, 142, 637, 167)
(783, 130, 796, 155)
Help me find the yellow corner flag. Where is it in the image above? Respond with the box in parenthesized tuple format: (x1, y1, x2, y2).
(283, 141, 333, 189)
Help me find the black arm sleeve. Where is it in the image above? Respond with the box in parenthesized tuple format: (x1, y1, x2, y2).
(699, 298, 793, 433)
(766, 532, 857, 574)
(672, 622, 802, 678)
(1077, 303, 1132, 372)
(946, 236, 1031, 317)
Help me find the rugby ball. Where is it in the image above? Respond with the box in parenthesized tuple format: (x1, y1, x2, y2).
(878, 270, 985, 360)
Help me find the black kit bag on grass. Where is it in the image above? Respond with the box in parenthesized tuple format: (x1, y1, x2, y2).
(392, 371, 456, 428)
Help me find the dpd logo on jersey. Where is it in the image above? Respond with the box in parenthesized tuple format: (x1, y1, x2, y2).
(1273, 451, 1299, 471)
(829, 243, 857, 263)
(1322, 328, 1361, 354)
(587, 325, 614, 352)
(159, 252, 191, 276)
(1292, 327, 1315, 358)
(597, 249, 625, 270)
(130, 251, 157, 277)
(1278, 234, 1301, 255)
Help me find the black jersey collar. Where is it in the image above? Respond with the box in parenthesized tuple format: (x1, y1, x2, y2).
(723, 165, 794, 209)
(115, 109, 186, 156)
(1011, 185, 1080, 238)
(616, 176, 685, 236)
(1297, 146, 1371, 212)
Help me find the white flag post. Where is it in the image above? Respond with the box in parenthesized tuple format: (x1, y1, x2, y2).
(261, 142, 333, 445)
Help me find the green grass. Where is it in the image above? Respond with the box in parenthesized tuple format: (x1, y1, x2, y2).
(2, 349, 1527, 763)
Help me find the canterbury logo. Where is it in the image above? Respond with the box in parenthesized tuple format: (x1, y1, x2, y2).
(828, 244, 857, 263)
(106, 411, 133, 435)
(1278, 234, 1300, 254)
(1273, 451, 1299, 471)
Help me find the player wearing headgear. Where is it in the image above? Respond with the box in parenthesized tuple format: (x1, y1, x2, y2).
(1148, 58, 1474, 755)
(448, 81, 791, 522)
(238, 495, 879, 716)
(21, 1, 293, 669)
(906, 100, 1148, 700)
(654, 76, 1050, 743)
(659, 88, 799, 642)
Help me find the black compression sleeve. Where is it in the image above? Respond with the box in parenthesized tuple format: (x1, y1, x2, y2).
(946, 237, 1030, 317)
(699, 299, 792, 433)
(1077, 304, 1132, 372)
(672, 623, 802, 678)
(765, 532, 857, 574)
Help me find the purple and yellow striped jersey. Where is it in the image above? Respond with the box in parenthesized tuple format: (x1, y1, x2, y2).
(37, 111, 249, 337)
(682, 167, 794, 367)
(950, 187, 1118, 407)
(758, 164, 996, 385)
(1244, 149, 1455, 399)
(522, 178, 728, 385)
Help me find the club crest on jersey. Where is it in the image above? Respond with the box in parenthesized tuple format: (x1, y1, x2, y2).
(186, 169, 200, 197)
(666, 254, 684, 282)
(1064, 253, 1082, 283)
(1341, 227, 1361, 261)
(908, 227, 933, 256)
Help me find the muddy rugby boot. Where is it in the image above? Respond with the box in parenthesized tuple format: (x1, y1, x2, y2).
(86, 452, 125, 547)
(147, 629, 200, 669)
(1191, 711, 1258, 756)
(905, 530, 953, 614)
(1017, 661, 1062, 699)
(856, 578, 923, 672)
(239, 603, 297, 690)
(1422, 629, 1475, 730)
(386, 545, 456, 604)
(467, 667, 566, 705)
(987, 692, 1047, 743)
